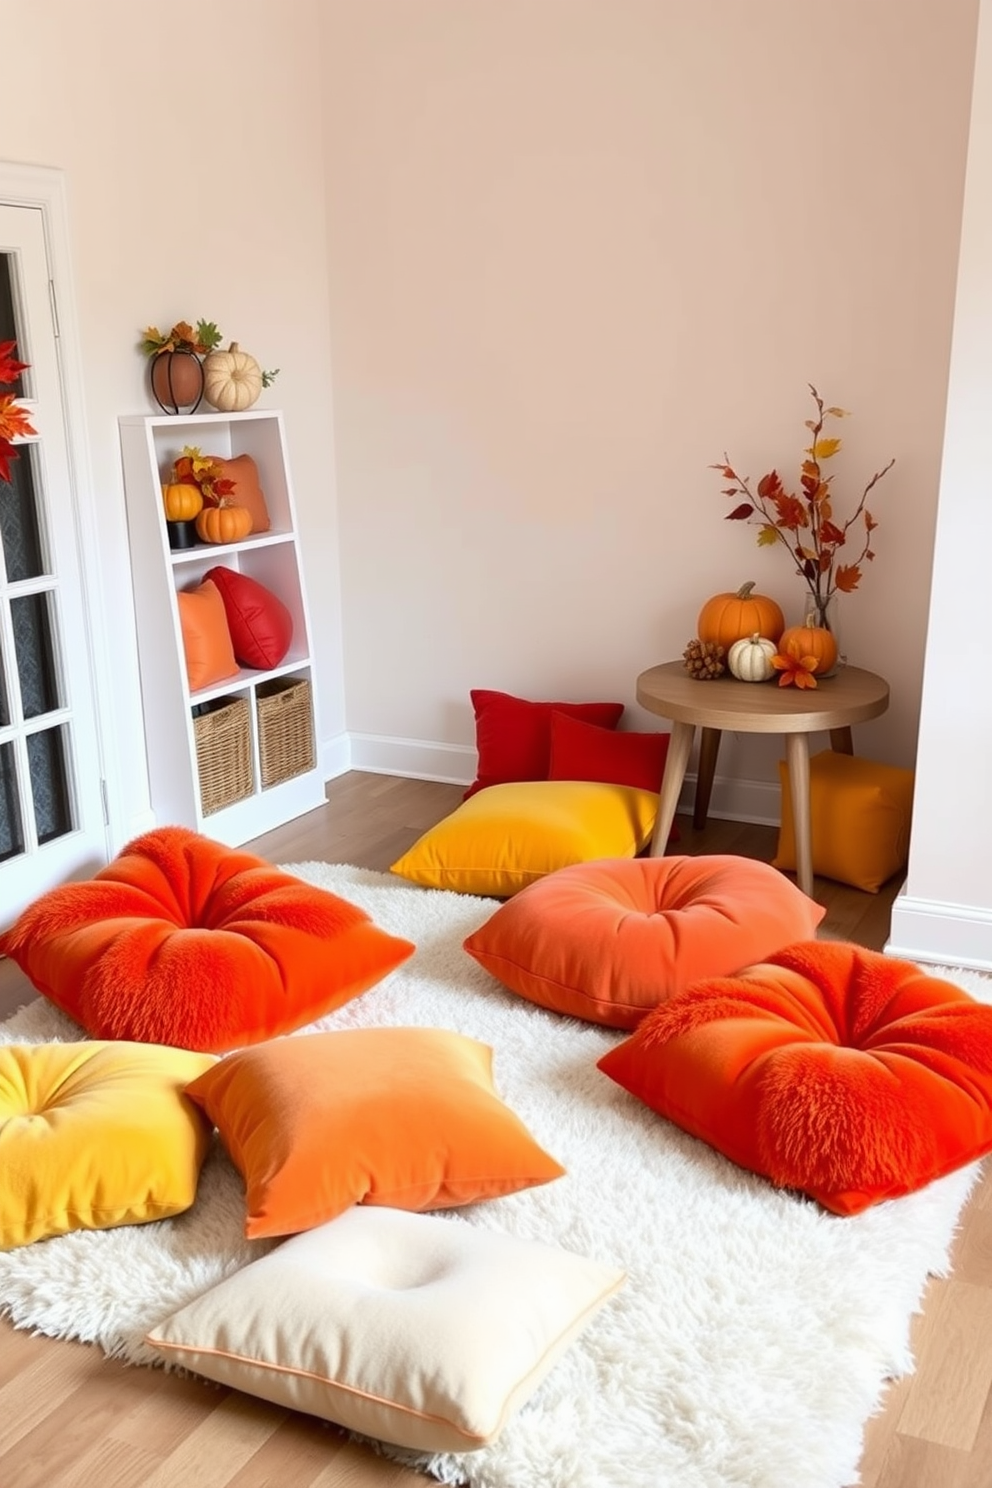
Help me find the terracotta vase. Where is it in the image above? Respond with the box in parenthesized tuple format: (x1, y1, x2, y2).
(150, 351, 204, 415)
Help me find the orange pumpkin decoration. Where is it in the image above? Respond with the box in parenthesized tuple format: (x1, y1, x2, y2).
(161, 481, 203, 523)
(195, 500, 253, 545)
(697, 582, 785, 650)
(778, 623, 838, 677)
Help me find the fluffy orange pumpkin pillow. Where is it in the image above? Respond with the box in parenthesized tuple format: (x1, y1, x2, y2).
(464, 855, 825, 1029)
(0, 827, 414, 1053)
(184, 1027, 566, 1239)
(598, 941, 992, 1214)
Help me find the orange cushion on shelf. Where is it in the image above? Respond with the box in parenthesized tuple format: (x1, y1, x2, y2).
(184, 1027, 566, 1240)
(176, 578, 239, 692)
(465, 689, 624, 798)
(598, 940, 992, 1215)
(464, 855, 824, 1029)
(0, 827, 414, 1053)
(208, 453, 271, 534)
(773, 750, 915, 893)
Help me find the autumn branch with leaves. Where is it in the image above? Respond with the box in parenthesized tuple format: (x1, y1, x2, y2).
(0, 341, 36, 485)
(711, 386, 895, 625)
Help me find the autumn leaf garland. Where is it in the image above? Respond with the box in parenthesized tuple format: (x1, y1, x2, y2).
(0, 340, 36, 484)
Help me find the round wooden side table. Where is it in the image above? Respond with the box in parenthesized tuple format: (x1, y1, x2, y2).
(635, 661, 890, 898)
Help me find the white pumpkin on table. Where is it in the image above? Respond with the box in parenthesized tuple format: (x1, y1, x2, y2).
(727, 632, 778, 683)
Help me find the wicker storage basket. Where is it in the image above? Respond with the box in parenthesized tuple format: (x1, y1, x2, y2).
(256, 677, 316, 789)
(193, 696, 254, 816)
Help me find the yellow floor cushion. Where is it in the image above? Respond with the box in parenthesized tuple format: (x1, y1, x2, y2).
(773, 749, 915, 893)
(0, 1041, 215, 1249)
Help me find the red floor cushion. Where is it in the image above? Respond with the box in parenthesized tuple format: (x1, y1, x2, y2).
(598, 941, 992, 1214)
(0, 827, 414, 1053)
(464, 855, 824, 1029)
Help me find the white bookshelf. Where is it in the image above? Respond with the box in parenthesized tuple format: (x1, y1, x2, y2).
(118, 410, 325, 844)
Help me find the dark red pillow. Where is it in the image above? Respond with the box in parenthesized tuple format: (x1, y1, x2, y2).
(206, 566, 293, 671)
(465, 690, 625, 798)
(548, 711, 670, 794)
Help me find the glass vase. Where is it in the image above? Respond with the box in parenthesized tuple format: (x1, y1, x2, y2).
(802, 593, 844, 676)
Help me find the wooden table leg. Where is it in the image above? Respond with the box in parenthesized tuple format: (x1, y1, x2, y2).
(829, 726, 854, 755)
(784, 733, 814, 898)
(693, 726, 721, 829)
(649, 720, 695, 856)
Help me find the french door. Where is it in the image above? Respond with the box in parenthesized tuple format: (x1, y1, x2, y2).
(0, 202, 107, 921)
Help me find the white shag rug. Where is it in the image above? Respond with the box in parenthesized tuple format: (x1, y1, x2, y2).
(0, 863, 987, 1488)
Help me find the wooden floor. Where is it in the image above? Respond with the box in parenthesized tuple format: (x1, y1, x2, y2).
(0, 770, 988, 1487)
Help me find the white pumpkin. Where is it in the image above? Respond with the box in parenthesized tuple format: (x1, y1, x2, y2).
(203, 342, 263, 413)
(728, 632, 777, 683)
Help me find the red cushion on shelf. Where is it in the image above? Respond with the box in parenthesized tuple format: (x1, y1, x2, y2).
(205, 566, 293, 671)
(466, 690, 624, 798)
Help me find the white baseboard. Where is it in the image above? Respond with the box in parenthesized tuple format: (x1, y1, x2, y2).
(343, 732, 477, 785)
(324, 732, 782, 822)
(886, 893, 992, 973)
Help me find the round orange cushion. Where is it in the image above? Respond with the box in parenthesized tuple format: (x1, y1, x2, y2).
(0, 827, 414, 1053)
(598, 941, 992, 1214)
(463, 855, 825, 1029)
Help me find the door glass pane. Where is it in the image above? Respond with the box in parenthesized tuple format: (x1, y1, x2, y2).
(11, 590, 61, 718)
(0, 739, 24, 860)
(0, 256, 22, 396)
(0, 444, 45, 581)
(27, 725, 73, 842)
(0, 642, 8, 726)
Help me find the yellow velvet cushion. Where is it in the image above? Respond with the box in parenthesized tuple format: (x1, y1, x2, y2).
(389, 780, 659, 897)
(773, 750, 915, 893)
(0, 1041, 216, 1249)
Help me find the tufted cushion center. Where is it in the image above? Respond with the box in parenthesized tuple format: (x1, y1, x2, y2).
(465, 855, 825, 1029)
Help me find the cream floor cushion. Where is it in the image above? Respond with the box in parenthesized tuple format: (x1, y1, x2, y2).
(145, 1205, 624, 1453)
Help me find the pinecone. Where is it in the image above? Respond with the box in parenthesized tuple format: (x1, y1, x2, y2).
(682, 637, 726, 680)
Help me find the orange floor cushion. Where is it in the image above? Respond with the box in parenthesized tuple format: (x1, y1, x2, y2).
(0, 827, 414, 1053)
(464, 855, 824, 1029)
(598, 941, 992, 1214)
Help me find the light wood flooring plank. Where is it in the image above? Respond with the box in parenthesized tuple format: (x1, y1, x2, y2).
(896, 1279, 992, 1450)
(136, 1392, 287, 1488)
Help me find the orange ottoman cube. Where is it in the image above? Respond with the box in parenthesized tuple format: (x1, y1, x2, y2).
(464, 854, 824, 1029)
(598, 940, 992, 1214)
(773, 749, 915, 893)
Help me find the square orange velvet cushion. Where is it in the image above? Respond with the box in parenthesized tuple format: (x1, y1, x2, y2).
(598, 941, 992, 1214)
(184, 1027, 566, 1239)
(464, 856, 824, 1029)
(0, 827, 414, 1053)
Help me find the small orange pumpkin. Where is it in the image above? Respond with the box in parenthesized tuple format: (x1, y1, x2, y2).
(195, 500, 253, 545)
(697, 582, 785, 650)
(161, 481, 203, 523)
(778, 623, 838, 677)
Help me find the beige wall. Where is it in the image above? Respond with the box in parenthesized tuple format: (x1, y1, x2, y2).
(6, 0, 345, 836)
(321, 0, 978, 805)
